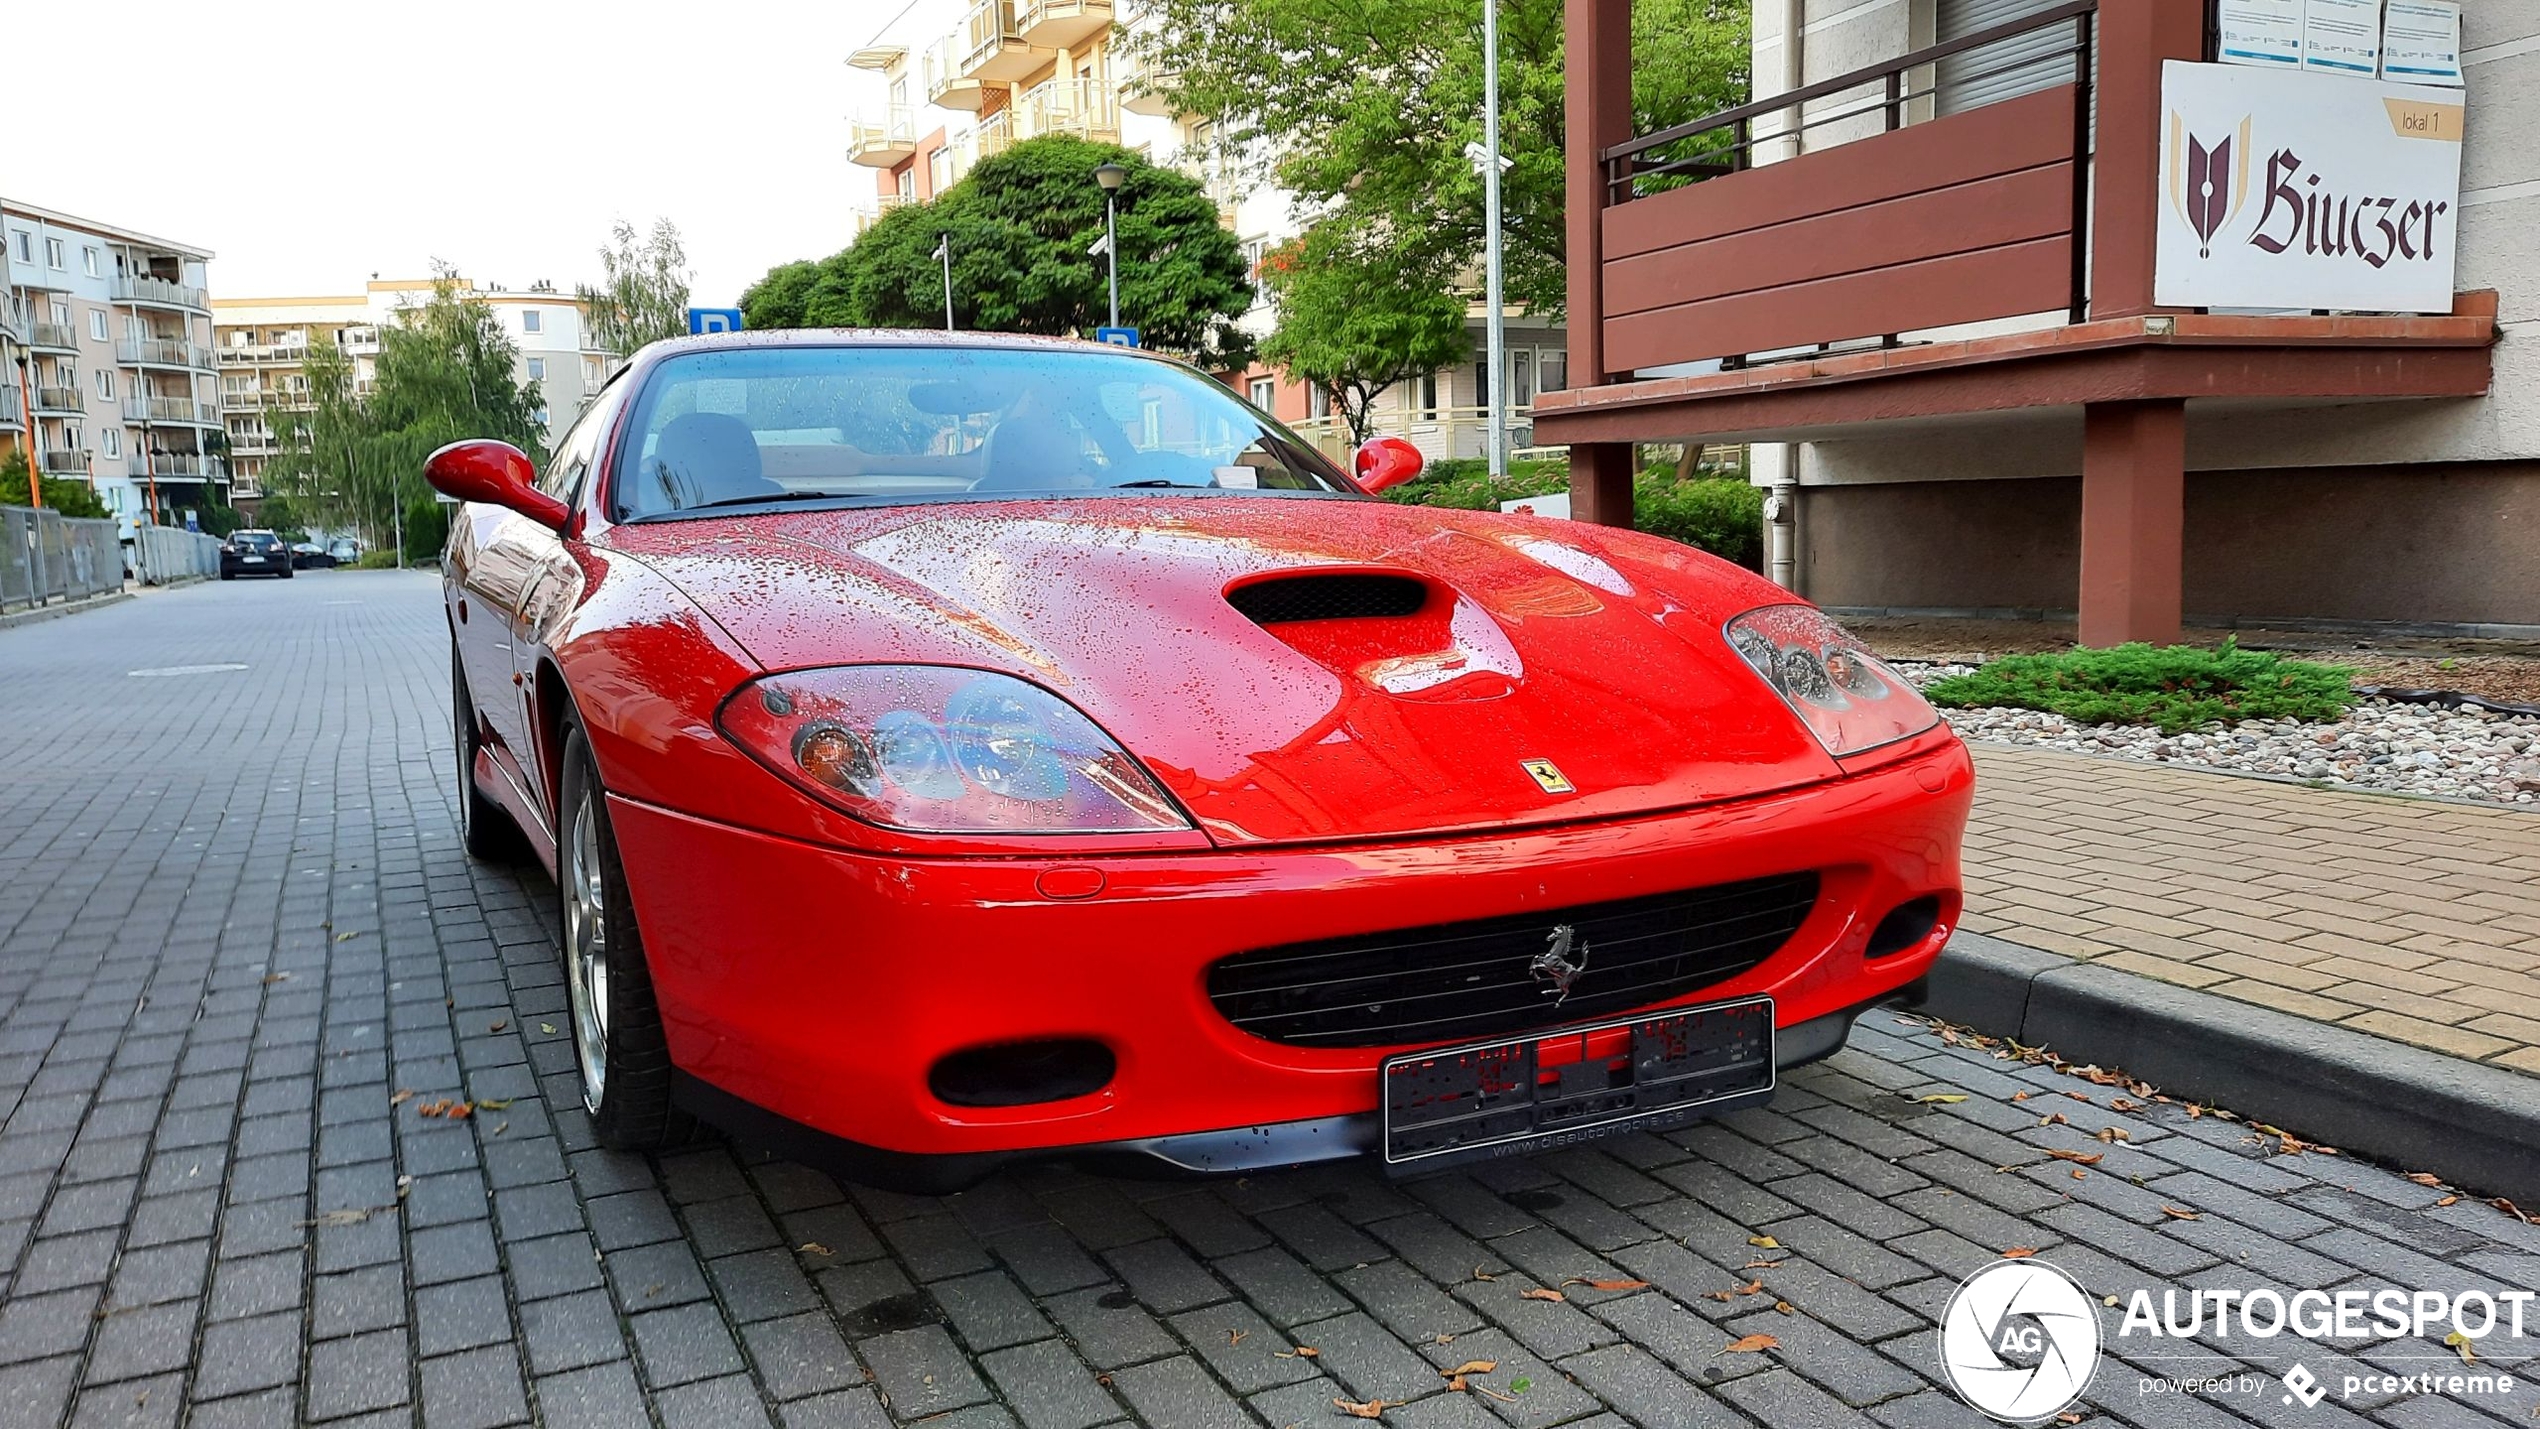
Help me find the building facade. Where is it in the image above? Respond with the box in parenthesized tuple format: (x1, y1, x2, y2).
(213, 278, 615, 502)
(1, 200, 222, 535)
(841, 0, 1563, 464)
(1537, 0, 2528, 641)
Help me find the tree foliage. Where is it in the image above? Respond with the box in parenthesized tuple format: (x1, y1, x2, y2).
(0, 449, 114, 519)
(742, 137, 1257, 367)
(577, 218, 692, 359)
(1122, 0, 1748, 315)
(263, 272, 545, 556)
(1258, 223, 1470, 444)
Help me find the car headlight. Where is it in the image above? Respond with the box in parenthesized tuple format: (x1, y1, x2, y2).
(717, 665, 1192, 834)
(1724, 604, 1937, 758)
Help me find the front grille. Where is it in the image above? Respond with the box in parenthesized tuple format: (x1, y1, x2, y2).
(1227, 573, 1427, 625)
(1207, 872, 1821, 1049)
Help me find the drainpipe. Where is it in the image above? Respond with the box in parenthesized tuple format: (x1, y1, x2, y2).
(1764, 0, 1805, 592)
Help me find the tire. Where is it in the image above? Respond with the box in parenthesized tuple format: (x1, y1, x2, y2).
(280, 566, 294, 579)
(557, 716, 694, 1148)
(220, 570, 233, 581)
(452, 645, 529, 862)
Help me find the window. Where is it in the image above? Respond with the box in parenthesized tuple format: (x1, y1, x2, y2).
(1473, 361, 1489, 409)
(1512, 350, 1533, 409)
(102, 428, 121, 458)
(49, 300, 68, 326)
(1248, 376, 1277, 410)
(584, 358, 602, 383)
(526, 357, 546, 381)
(82, 247, 100, 277)
(45, 237, 65, 269)
(1243, 238, 1271, 304)
(64, 425, 81, 451)
(9, 231, 27, 263)
(898, 168, 917, 200)
(533, 407, 549, 428)
(89, 311, 107, 341)
(521, 310, 542, 334)
(1410, 373, 1439, 421)
(1307, 385, 1331, 420)
(1539, 350, 1566, 394)
(95, 369, 114, 401)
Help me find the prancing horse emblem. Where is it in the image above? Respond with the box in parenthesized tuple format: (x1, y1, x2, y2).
(1532, 925, 1590, 1005)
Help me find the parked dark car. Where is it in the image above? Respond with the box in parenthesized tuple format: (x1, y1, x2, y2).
(290, 542, 337, 570)
(220, 529, 294, 580)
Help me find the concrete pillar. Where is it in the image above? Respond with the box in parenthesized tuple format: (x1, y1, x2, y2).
(2090, 0, 2208, 319)
(2077, 399, 2186, 647)
(1565, 0, 1635, 528)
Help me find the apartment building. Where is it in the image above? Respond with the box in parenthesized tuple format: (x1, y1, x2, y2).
(1538, 0, 2530, 640)
(1, 200, 222, 534)
(213, 277, 616, 502)
(841, 0, 1564, 463)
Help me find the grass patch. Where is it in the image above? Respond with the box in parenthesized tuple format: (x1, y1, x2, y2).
(352, 551, 403, 570)
(1922, 640, 2356, 734)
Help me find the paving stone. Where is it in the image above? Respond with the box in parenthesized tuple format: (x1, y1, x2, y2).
(306, 1327, 412, 1418)
(859, 1324, 990, 1417)
(531, 1361, 651, 1429)
(1416, 1327, 1602, 1429)
(1107, 1355, 1255, 1429)
(739, 1312, 861, 1401)
(521, 1289, 627, 1375)
(1044, 1286, 1179, 1370)
(1297, 1309, 1462, 1403)
(706, 1247, 820, 1324)
(653, 1373, 775, 1429)
(419, 1345, 530, 1429)
(1169, 1301, 1320, 1394)
(1337, 1258, 1486, 1344)
(417, 1275, 515, 1358)
(1103, 1238, 1230, 1314)
(631, 1302, 746, 1388)
(1558, 1344, 1746, 1429)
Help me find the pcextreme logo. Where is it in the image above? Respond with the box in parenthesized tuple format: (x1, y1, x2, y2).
(1938, 1259, 2101, 1423)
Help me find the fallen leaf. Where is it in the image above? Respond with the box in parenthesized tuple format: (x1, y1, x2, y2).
(335, 931, 358, 942)
(1724, 1334, 1779, 1353)
(1773, 1300, 1793, 1314)
(1443, 1361, 1498, 1377)
(2071, 1169, 2087, 1181)
(1507, 1377, 1532, 1395)
(474, 1097, 513, 1110)
(2045, 1150, 2104, 1165)
(1738, 1280, 1764, 1295)
(1227, 1329, 1247, 1347)
(1275, 1346, 1320, 1359)
(2002, 1248, 2037, 1259)
(1333, 1397, 1390, 1419)
(540, 1022, 557, 1034)
(2096, 1128, 2131, 1143)
(2436, 1196, 2460, 1207)
(1563, 1278, 1649, 1292)
(491, 1121, 508, 1136)
(1741, 1258, 1786, 1270)
(2109, 1097, 2142, 1112)
(799, 1242, 833, 1257)
(303, 1207, 381, 1227)
(1704, 1291, 1734, 1303)
(2446, 1330, 2478, 1364)
(1445, 1376, 1467, 1392)
(448, 1102, 473, 1120)
(2104, 1295, 2120, 1307)
(2494, 1198, 2537, 1225)
(1519, 1287, 1566, 1303)
(1747, 1235, 1780, 1249)
(2159, 1206, 2202, 1221)
(489, 1019, 508, 1033)
(262, 972, 292, 984)
(389, 1089, 415, 1106)
(2039, 1113, 2068, 1127)
(2058, 1415, 2083, 1425)
(2011, 1091, 2033, 1102)
(1914, 1094, 1969, 1104)
(2407, 1172, 2444, 1187)
(1471, 1267, 1498, 1282)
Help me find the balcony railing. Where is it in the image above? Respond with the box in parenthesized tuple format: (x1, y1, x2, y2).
(925, 34, 986, 109)
(112, 276, 210, 311)
(0, 388, 19, 425)
(146, 454, 210, 478)
(851, 194, 916, 240)
(33, 386, 84, 415)
(850, 106, 919, 167)
(124, 396, 217, 425)
(1016, 0, 1110, 48)
(1016, 79, 1119, 144)
(958, 0, 1045, 83)
(28, 321, 79, 351)
(0, 300, 20, 340)
(119, 339, 215, 370)
(216, 343, 313, 365)
(974, 110, 1015, 162)
(39, 450, 88, 474)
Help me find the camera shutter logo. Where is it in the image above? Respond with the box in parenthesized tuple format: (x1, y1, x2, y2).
(1938, 1259, 2101, 1423)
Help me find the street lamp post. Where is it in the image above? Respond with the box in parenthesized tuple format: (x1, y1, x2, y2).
(12, 348, 38, 511)
(1480, 0, 1509, 479)
(934, 234, 955, 331)
(1094, 161, 1127, 330)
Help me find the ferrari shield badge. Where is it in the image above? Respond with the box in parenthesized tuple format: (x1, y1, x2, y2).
(1521, 758, 1574, 794)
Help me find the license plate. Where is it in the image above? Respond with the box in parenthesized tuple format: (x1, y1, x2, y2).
(242, 556, 263, 563)
(1379, 997, 1775, 1171)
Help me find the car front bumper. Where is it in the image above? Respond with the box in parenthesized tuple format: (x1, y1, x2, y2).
(605, 736, 1972, 1174)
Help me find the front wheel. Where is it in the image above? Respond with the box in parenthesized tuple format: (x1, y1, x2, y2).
(452, 645, 528, 862)
(558, 717, 692, 1148)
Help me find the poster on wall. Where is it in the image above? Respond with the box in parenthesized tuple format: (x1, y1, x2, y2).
(2382, 1, 2464, 85)
(2301, 0, 2384, 75)
(2153, 60, 2465, 313)
(2218, 0, 2305, 68)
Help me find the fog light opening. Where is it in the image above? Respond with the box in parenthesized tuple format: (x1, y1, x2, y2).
(929, 1039, 1116, 1108)
(1867, 896, 1943, 958)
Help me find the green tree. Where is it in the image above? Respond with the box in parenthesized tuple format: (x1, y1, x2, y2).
(1122, 0, 1748, 314)
(739, 260, 821, 331)
(1259, 223, 1471, 444)
(578, 218, 692, 358)
(744, 137, 1257, 367)
(0, 448, 113, 518)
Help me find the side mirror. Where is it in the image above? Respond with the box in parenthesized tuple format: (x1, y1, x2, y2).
(1353, 436, 1424, 494)
(424, 439, 567, 530)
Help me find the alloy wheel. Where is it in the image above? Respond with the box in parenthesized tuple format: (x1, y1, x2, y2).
(563, 789, 612, 1113)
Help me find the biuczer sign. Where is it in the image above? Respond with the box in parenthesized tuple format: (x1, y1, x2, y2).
(2152, 59, 2465, 314)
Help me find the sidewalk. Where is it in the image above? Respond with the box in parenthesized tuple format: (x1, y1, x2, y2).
(1959, 743, 2540, 1074)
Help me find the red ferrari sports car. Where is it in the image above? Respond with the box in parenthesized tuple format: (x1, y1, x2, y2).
(429, 330, 1970, 1190)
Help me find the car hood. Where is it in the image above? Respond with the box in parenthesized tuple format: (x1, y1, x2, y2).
(610, 496, 1840, 847)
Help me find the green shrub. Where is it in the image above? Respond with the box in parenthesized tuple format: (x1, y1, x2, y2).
(1380, 457, 1571, 511)
(353, 550, 402, 570)
(1923, 640, 2356, 734)
(1633, 476, 1764, 569)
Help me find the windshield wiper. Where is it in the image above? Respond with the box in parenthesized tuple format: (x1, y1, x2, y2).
(1111, 479, 1211, 488)
(672, 491, 853, 512)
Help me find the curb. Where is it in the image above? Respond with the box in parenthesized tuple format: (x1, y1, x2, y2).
(1918, 930, 2540, 1202)
(0, 591, 133, 631)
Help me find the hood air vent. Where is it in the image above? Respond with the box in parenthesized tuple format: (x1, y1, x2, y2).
(1227, 573, 1427, 625)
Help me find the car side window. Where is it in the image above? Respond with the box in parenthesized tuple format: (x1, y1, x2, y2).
(537, 390, 617, 504)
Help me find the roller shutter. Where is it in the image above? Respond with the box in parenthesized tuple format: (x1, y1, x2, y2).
(1937, 0, 2083, 116)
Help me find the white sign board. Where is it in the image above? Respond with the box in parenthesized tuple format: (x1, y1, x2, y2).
(2381, 0, 2463, 85)
(2301, 0, 2382, 76)
(2218, 0, 2304, 68)
(1500, 492, 1571, 520)
(2153, 61, 2464, 313)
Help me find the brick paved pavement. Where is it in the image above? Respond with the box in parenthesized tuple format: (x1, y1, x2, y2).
(1, 573, 2536, 1429)
(1960, 747, 2540, 1073)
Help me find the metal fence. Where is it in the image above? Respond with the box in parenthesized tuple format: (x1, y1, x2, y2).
(131, 524, 224, 588)
(2, 505, 128, 613)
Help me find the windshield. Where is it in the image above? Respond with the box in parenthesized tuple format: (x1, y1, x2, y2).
(609, 345, 1356, 520)
(234, 531, 281, 549)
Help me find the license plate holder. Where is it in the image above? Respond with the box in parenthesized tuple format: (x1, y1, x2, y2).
(1379, 996, 1775, 1172)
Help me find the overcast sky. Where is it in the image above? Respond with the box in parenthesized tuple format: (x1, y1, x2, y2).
(11, 0, 872, 307)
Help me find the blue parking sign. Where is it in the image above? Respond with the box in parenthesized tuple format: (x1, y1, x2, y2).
(1095, 327, 1140, 348)
(688, 308, 744, 335)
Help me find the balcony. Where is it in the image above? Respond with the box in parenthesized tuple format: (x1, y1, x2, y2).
(850, 107, 919, 167)
(925, 35, 987, 110)
(145, 454, 210, 478)
(39, 450, 88, 475)
(958, 0, 1047, 84)
(1016, 79, 1119, 145)
(33, 386, 84, 416)
(27, 321, 79, 353)
(1016, 0, 1110, 49)
(850, 194, 915, 240)
(119, 338, 214, 371)
(124, 396, 218, 426)
(219, 389, 266, 411)
(216, 343, 311, 365)
(0, 387, 19, 427)
(112, 276, 209, 312)
(0, 299, 18, 341)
